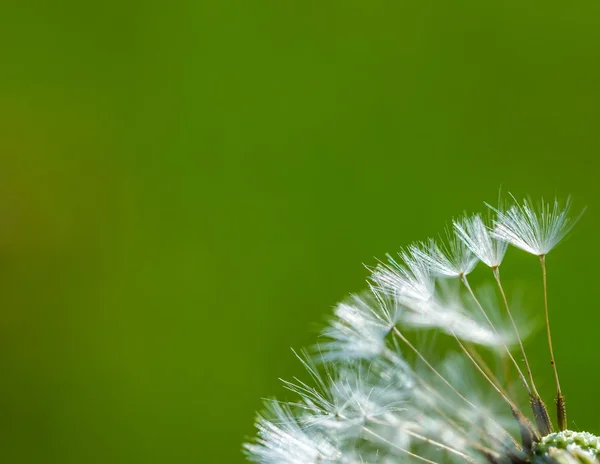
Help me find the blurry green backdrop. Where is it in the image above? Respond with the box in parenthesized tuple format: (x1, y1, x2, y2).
(1, 1, 600, 463)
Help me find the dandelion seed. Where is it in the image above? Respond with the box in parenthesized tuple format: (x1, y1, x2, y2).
(319, 300, 389, 362)
(370, 248, 434, 302)
(246, 195, 598, 464)
(411, 234, 479, 278)
(454, 214, 508, 268)
(490, 196, 584, 256)
(490, 195, 585, 432)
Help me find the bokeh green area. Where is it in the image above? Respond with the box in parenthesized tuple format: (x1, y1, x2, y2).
(1, 1, 600, 462)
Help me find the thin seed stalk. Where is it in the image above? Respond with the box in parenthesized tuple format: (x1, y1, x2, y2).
(540, 254, 567, 431)
(492, 267, 539, 397)
(460, 274, 531, 395)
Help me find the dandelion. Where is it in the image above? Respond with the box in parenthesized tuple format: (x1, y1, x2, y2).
(245, 195, 597, 464)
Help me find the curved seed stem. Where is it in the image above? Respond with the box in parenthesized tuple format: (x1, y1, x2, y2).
(492, 267, 539, 397)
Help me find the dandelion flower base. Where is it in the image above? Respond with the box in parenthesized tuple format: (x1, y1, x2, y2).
(534, 431, 600, 463)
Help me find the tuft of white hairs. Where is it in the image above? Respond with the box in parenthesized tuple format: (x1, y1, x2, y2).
(454, 214, 508, 268)
(244, 402, 345, 464)
(370, 248, 435, 302)
(410, 234, 479, 278)
(489, 196, 584, 256)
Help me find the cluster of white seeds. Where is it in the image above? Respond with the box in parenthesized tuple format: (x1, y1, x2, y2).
(245, 196, 596, 464)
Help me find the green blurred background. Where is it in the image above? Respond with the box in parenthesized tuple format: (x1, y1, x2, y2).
(1, 1, 599, 462)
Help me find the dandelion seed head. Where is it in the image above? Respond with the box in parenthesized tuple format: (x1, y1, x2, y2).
(246, 195, 597, 464)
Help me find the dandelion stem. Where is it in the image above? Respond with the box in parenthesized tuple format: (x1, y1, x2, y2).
(540, 254, 568, 431)
(540, 255, 561, 394)
(460, 274, 531, 395)
(492, 267, 539, 397)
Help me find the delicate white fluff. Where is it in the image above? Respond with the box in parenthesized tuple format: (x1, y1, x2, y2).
(395, 280, 516, 348)
(245, 402, 344, 464)
(294, 365, 409, 437)
(454, 214, 508, 268)
(248, 334, 518, 463)
(318, 293, 407, 362)
(320, 301, 389, 361)
(490, 196, 584, 256)
(411, 234, 479, 278)
(247, 337, 519, 464)
(401, 297, 508, 347)
(362, 287, 405, 329)
(370, 248, 434, 302)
